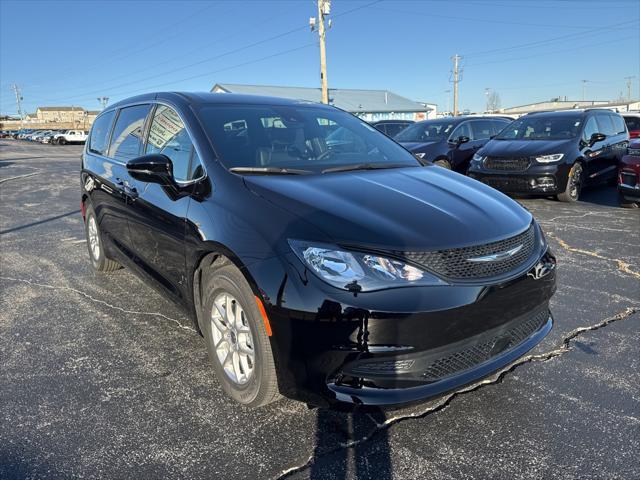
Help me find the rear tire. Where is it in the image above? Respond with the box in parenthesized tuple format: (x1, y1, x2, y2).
(433, 159, 452, 169)
(84, 204, 121, 272)
(199, 258, 280, 408)
(557, 162, 583, 202)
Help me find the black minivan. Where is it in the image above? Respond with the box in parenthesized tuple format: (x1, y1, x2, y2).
(394, 116, 512, 172)
(81, 92, 556, 408)
(468, 109, 629, 202)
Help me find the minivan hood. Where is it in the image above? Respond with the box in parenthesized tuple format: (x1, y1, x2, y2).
(481, 138, 574, 157)
(243, 166, 532, 251)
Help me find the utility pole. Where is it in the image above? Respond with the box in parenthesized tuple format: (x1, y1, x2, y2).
(451, 54, 462, 116)
(581, 79, 588, 102)
(624, 76, 635, 100)
(310, 0, 331, 104)
(12, 84, 24, 127)
(484, 87, 491, 113)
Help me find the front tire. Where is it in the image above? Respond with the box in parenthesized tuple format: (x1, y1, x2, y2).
(84, 204, 121, 272)
(557, 162, 583, 202)
(433, 159, 452, 169)
(199, 258, 280, 408)
(58, 137, 66, 145)
(618, 191, 639, 208)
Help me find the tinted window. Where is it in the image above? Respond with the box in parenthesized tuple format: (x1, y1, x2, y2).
(496, 114, 582, 140)
(88, 110, 115, 155)
(491, 119, 510, 135)
(582, 116, 599, 142)
(595, 114, 615, 136)
(624, 116, 640, 131)
(395, 120, 456, 142)
(108, 104, 151, 161)
(470, 120, 494, 140)
(450, 122, 473, 141)
(610, 114, 626, 135)
(197, 104, 419, 173)
(146, 105, 202, 182)
(385, 123, 409, 137)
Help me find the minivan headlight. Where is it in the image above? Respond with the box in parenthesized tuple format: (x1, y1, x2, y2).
(289, 240, 447, 292)
(472, 153, 485, 163)
(535, 153, 564, 163)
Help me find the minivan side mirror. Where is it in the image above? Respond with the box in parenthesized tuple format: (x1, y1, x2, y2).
(126, 153, 174, 184)
(589, 132, 606, 146)
(452, 135, 470, 146)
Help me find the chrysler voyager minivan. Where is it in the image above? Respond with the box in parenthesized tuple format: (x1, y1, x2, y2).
(81, 92, 556, 407)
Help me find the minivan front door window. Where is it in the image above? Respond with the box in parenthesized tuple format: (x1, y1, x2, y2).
(145, 105, 203, 182)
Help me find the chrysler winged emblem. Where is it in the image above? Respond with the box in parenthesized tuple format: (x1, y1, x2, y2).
(467, 244, 523, 263)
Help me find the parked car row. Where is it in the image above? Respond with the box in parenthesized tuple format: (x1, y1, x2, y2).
(390, 110, 638, 206)
(3, 128, 88, 144)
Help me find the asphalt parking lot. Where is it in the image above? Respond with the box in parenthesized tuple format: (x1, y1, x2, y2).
(1, 139, 638, 480)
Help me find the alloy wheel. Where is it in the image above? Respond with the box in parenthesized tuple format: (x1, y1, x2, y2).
(87, 216, 100, 260)
(569, 163, 583, 200)
(210, 293, 255, 385)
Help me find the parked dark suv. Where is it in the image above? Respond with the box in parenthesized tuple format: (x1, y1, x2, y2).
(469, 110, 629, 202)
(81, 92, 556, 408)
(394, 116, 512, 172)
(369, 119, 414, 137)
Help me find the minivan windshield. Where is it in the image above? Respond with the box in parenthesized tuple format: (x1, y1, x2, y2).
(197, 104, 420, 173)
(394, 120, 456, 143)
(495, 114, 582, 140)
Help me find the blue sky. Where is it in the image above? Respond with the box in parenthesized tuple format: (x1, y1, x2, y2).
(1, 0, 638, 115)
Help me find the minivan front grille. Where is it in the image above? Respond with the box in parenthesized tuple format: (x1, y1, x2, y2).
(399, 223, 537, 281)
(484, 156, 531, 171)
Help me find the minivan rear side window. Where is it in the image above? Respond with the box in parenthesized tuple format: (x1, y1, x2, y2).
(108, 104, 151, 162)
(89, 110, 116, 156)
(596, 114, 615, 136)
(610, 114, 626, 135)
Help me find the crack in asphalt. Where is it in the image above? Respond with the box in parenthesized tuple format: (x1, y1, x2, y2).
(0, 276, 196, 332)
(275, 306, 638, 479)
(547, 232, 640, 279)
(0, 171, 40, 184)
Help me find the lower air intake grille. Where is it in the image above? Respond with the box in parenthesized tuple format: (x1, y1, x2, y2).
(422, 308, 548, 381)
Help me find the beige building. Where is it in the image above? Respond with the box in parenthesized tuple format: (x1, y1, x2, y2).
(35, 106, 87, 124)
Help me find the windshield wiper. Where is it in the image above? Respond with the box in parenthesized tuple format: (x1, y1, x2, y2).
(321, 163, 414, 174)
(229, 167, 313, 175)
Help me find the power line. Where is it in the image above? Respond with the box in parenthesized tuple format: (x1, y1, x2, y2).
(372, 5, 597, 29)
(461, 19, 638, 58)
(464, 34, 637, 67)
(17, 2, 222, 89)
(35, 43, 318, 106)
(16, 0, 383, 107)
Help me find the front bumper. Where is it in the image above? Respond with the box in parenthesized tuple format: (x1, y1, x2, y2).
(618, 166, 640, 201)
(468, 162, 569, 195)
(258, 248, 557, 407)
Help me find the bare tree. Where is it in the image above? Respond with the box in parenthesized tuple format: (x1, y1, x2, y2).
(487, 91, 501, 113)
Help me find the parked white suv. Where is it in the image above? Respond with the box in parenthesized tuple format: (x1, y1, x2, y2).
(53, 130, 88, 145)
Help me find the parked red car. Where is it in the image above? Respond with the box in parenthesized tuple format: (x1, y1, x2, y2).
(618, 139, 640, 208)
(622, 113, 640, 139)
